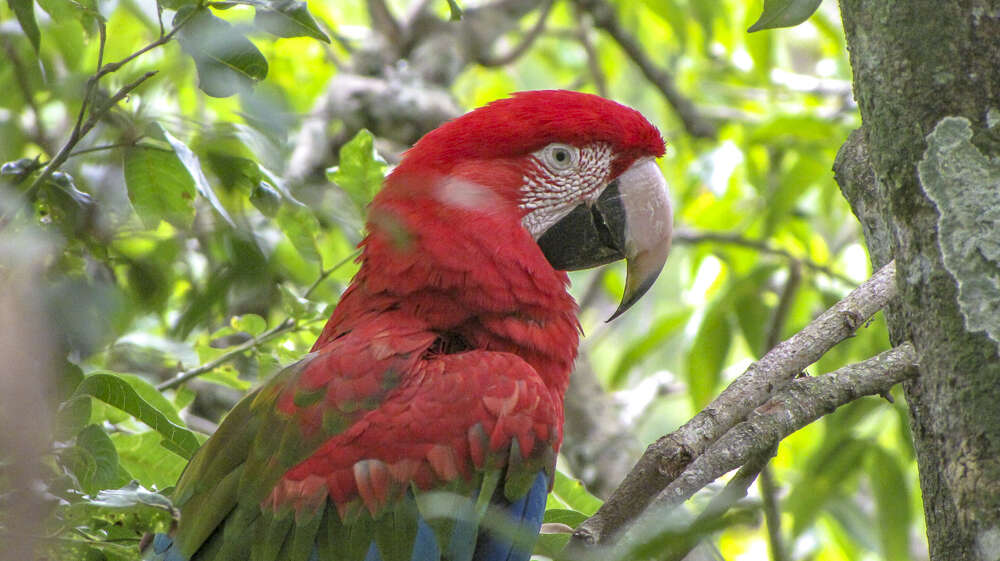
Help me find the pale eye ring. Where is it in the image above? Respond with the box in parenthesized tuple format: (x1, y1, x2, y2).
(540, 143, 580, 172)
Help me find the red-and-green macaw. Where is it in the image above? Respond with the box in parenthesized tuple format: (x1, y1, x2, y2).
(146, 90, 671, 561)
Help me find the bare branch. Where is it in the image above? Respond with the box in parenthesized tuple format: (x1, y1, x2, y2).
(654, 343, 918, 510)
(477, 0, 554, 67)
(574, 9, 608, 97)
(568, 343, 917, 559)
(758, 466, 788, 561)
(574, 0, 716, 138)
(366, 0, 404, 51)
(756, 262, 801, 561)
(562, 353, 641, 497)
(569, 260, 899, 547)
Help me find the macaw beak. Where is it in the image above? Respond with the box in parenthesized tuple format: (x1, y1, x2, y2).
(537, 158, 672, 321)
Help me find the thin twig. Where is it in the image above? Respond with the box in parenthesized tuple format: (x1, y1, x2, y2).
(758, 466, 788, 561)
(658, 443, 777, 561)
(23, 71, 156, 202)
(12, 9, 197, 223)
(754, 262, 800, 561)
(673, 229, 857, 286)
(156, 253, 357, 391)
(477, 0, 554, 67)
(568, 260, 898, 548)
(574, 0, 716, 138)
(69, 140, 141, 158)
(574, 10, 608, 97)
(95, 9, 195, 78)
(156, 319, 296, 391)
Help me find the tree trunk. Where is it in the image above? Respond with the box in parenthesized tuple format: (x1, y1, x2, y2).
(834, 2, 1000, 558)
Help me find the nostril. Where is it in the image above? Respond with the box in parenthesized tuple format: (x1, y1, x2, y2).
(591, 205, 617, 250)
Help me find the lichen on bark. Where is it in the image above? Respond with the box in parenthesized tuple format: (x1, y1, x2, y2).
(918, 116, 1000, 349)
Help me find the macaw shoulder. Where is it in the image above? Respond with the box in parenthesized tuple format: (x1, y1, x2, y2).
(269, 348, 561, 519)
(269, 311, 438, 438)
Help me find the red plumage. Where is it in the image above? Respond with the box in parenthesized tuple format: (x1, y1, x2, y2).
(158, 91, 668, 561)
(270, 90, 665, 517)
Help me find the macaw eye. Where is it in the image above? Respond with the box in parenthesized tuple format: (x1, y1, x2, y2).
(540, 143, 580, 172)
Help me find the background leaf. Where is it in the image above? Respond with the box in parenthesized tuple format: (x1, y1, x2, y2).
(74, 373, 200, 459)
(123, 143, 197, 229)
(328, 129, 387, 214)
(254, 0, 330, 42)
(685, 299, 734, 409)
(175, 7, 269, 97)
(748, 0, 824, 32)
(8, 0, 41, 52)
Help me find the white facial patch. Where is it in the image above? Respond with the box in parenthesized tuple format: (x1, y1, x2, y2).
(436, 177, 503, 211)
(520, 143, 613, 238)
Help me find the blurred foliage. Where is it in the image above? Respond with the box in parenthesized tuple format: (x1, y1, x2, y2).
(0, 0, 921, 560)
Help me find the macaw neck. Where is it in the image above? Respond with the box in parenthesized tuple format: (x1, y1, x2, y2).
(313, 188, 580, 397)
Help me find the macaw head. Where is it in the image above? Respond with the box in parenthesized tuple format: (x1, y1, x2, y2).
(377, 90, 672, 320)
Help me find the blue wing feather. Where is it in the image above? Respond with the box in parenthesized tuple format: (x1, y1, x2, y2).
(147, 471, 549, 561)
(473, 471, 549, 561)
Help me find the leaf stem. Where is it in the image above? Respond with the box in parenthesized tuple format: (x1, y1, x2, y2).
(156, 252, 359, 391)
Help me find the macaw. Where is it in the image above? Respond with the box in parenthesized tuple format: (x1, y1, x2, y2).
(146, 90, 672, 561)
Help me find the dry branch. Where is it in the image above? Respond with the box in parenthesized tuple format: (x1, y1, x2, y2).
(569, 260, 899, 547)
(655, 342, 917, 510)
(574, 0, 716, 138)
(582, 343, 917, 561)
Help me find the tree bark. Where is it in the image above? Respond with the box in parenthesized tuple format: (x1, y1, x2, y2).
(835, 2, 1000, 558)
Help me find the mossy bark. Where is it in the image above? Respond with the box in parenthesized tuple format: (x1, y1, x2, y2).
(835, 2, 1000, 558)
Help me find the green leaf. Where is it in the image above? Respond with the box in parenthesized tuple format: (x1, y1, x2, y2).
(543, 508, 589, 527)
(610, 308, 692, 389)
(251, 180, 282, 217)
(868, 446, 912, 561)
(534, 533, 570, 558)
(445, 0, 462, 20)
(198, 365, 254, 391)
(161, 128, 236, 227)
(73, 425, 128, 494)
(327, 129, 387, 213)
(8, 0, 41, 52)
(731, 265, 782, 355)
(254, 0, 330, 42)
(826, 497, 877, 554)
(550, 471, 602, 516)
(74, 372, 200, 459)
(276, 202, 322, 263)
(175, 7, 269, 98)
(786, 437, 870, 537)
(55, 395, 92, 440)
(685, 299, 733, 409)
(110, 431, 190, 489)
(748, 0, 822, 32)
(116, 372, 187, 425)
(278, 282, 311, 319)
(123, 144, 197, 229)
(231, 313, 267, 335)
